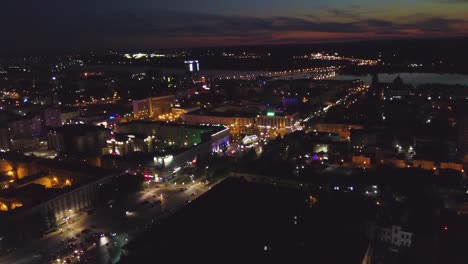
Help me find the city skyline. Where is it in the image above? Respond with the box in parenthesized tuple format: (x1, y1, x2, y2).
(1, 1, 468, 263)
(2, 0, 468, 54)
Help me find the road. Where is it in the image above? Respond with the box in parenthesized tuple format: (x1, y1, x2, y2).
(303, 83, 369, 125)
(218, 66, 339, 80)
(0, 180, 212, 264)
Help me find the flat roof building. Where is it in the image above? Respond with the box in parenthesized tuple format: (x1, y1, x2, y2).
(133, 95, 175, 120)
(47, 124, 110, 155)
(103, 122, 230, 180)
(0, 152, 120, 245)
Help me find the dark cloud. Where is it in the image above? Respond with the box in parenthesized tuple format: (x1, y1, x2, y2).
(327, 8, 360, 19)
(0, 9, 467, 54)
(361, 19, 396, 28)
(143, 13, 467, 37)
(406, 17, 467, 33)
(139, 13, 364, 36)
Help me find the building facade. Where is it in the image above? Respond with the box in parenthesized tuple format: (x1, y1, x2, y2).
(371, 225, 413, 248)
(313, 123, 364, 141)
(0, 126, 9, 151)
(133, 95, 175, 120)
(0, 152, 119, 248)
(412, 160, 436, 170)
(103, 124, 230, 180)
(47, 124, 110, 154)
(43, 107, 62, 128)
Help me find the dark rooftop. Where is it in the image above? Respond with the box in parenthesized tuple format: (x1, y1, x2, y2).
(185, 108, 257, 118)
(49, 124, 110, 135)
(122, 177, 370, 264)
(113, 133, 147, 141)
(0, 152, 120, 210)
(119, 120, 227, 133)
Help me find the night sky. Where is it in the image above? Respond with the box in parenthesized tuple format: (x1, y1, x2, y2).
(2, 0, 468, 54)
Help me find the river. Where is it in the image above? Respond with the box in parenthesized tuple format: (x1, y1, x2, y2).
(333, 73, 468, 86)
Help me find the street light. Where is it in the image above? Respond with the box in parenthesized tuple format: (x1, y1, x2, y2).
(64, 216, 71, 230)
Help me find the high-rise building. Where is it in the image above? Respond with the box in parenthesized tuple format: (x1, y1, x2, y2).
(8, 117, 34, 139)
(184, 60, 200, 73)
(49, 76, 62, 105)
(4, 115, 42, 150)
(43, 107, 62, 128)
(133, 95, 175, 120)
(47, 124, 110, 155)
(458, 116, 468, 163)
(0, 126, 9, 151)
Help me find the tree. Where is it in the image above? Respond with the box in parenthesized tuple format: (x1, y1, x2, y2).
(206, 156, 233, 180)
(41, 208, 57, 231)
(98, 182, 115, 203)
(117, 173, 144, 194)
(371, 73, 379, 88)
(392, 75, 403, 89)
(247, 87, 257, 99)
(239, 148, 257, 167)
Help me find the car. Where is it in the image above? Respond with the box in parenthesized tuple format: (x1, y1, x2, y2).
(138, 200, 149, 206)
(67, 243, 77, 249)
(185, 199, 191, 204)
(89, 235, 104, 244)
(81, 229, 91, 234)
(42, 228, 57, 236)
(190, 192, 196, 196)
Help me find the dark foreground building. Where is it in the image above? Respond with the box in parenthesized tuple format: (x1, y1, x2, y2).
(121, 177, 371, 264)
(0, 152, 120, 249)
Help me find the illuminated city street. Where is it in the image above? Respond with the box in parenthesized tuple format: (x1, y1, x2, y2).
(0, 180, 212, 264)
(1, 1, 468, 263)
